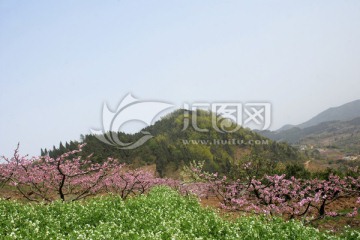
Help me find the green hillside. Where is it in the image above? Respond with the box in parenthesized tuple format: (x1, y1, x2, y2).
(43, 109, 303, 178)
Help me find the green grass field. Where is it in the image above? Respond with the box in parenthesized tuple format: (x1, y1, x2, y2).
(1, 187, 359, 240)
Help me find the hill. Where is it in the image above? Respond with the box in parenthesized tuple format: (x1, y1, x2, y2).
(260, 100, 360, 153)
(261, 117, 360, 151)
(274, 99, 360, 132)
(296, 99, 360, 129)
(43, 109, 303, 178)
(298, 117, 360, 153)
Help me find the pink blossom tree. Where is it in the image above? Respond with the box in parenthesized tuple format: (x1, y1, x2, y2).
(0, 146, 17, 189)
(103, 169, 179, 199)
(1, 144, 121, 202)
(187, 161, 360, 222)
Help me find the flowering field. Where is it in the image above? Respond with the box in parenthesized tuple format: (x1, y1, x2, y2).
(1, 187, 359, 240)
(1, 145, 359, 238)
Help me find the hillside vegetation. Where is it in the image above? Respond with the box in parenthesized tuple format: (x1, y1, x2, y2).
(42, 110, 303, 178)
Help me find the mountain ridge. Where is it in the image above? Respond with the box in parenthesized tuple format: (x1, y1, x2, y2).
(260, 99, 360, 153)
(276, 99, 360, 131)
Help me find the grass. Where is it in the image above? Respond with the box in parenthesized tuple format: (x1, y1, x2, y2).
(0, 186, 359, 239)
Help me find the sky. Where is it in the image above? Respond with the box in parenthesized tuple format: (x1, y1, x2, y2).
(1, 0, 360, 157)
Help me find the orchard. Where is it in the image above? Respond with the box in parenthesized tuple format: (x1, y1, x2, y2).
(1, 145, 359, 225)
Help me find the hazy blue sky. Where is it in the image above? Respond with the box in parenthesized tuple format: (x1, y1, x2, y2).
(1, 1, 360, 157)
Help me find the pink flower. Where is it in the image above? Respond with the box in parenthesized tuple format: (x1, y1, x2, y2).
(327, 212, 338, 217)
(346, 208, 358, 217)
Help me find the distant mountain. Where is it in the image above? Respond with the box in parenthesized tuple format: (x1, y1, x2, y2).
(299, 117, 360, 152)
(279, 99, 360, 131)
(43, 109, 303, 178)
(260, 99, 360, 153)
(276, 124, 296, 132)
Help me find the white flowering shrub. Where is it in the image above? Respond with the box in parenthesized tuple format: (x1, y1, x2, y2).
(1, 187, 359, 239)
